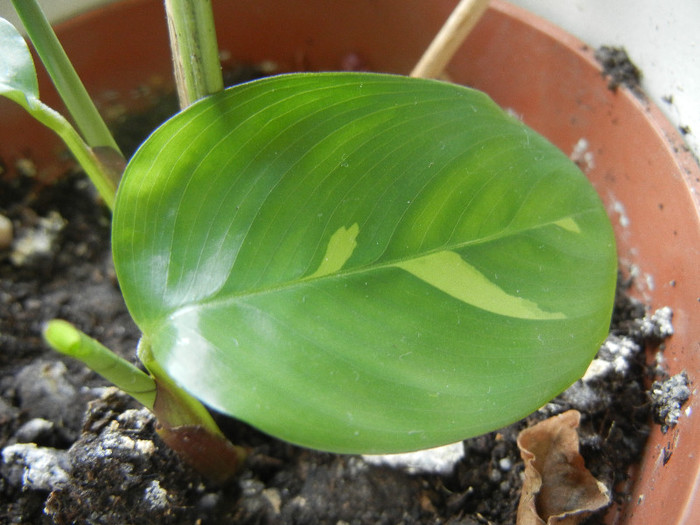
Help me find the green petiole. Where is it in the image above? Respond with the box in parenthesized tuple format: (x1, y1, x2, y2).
(44, 321, 246, 480)
(164, 0, 224, 108)
(11, 0, 123, 155)
(137, 337, 224, 437)
(25, 99, 118, 209)
(43, 319, 156, 409)
(0, 7, 121, 208)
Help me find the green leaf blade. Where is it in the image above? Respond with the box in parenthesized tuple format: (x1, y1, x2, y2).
(0, 16, 40, 110)
(113, 73, 616, 453)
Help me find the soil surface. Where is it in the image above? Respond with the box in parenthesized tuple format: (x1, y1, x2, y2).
(0, 69, 681, 524)
(594, 46, 644, 96)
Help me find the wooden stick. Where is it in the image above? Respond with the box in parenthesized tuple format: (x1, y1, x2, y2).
(411, 0, 490, 79)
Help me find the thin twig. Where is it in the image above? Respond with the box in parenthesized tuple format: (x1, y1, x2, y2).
(411, 0, 490, 79)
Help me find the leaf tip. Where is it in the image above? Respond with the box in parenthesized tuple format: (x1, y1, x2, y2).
(43, 319, 81, 355)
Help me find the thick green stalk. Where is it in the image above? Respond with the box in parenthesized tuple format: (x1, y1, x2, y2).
(43, 320, 156, 408)
(164, 0, 223, 108)
(137, 337, 222, 436)
(11, 0, 123, 155)
(138, 338, 246, 481)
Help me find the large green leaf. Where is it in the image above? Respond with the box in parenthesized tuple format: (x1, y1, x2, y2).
(113, 73, 616, 454)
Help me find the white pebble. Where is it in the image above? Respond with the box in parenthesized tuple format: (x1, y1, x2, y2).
(498, 457, 513, 471)
(362, 441, 465, 474)
(582, 358, 614, 382)
(638, 307, 674, 339)
(10, 211, 65, 267)
(143, 480, 169, 509)
(1, 443, 70, 491)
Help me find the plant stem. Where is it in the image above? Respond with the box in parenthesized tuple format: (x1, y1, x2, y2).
(411, 0, 490, 79)
(43, 320, 156, 409)
(43, 323, 246, 482)
(138, 338, 246, 481)
(28, 98, 118, 209)
(137, 337, 223, 436)
(11, 0, 123, 156)
(164, 0, 223, 109)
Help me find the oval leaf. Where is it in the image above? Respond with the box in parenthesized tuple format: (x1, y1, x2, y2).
(113, 73, 616, 454)
(0, 17, 40, 109)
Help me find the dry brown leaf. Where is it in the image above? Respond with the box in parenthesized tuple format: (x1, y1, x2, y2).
(516, 410, 610, 525)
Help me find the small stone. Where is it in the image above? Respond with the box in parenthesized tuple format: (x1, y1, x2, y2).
(240, 478, 265, 496)
(10, 210, 66, 267)
(15, 158, 37, 177)
(143, 480, 169, 509)
(0, 213, 13, 250)
(637, 306, 674, 339)
(197, 492, 220, 512)
(498, 457, 513, 472)
(649, 372, 691, 433)
(1, 443, 70, 491)
(15, 418, 55, 443)
(15, 361, 80, 431)
(362, 441, 465, 474)
(263, 487, 282, 514)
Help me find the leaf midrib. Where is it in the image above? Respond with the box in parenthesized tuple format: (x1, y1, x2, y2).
(161, 208, 595, 320)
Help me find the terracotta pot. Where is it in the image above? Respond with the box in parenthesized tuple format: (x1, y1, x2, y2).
(1, 1, 698, 522)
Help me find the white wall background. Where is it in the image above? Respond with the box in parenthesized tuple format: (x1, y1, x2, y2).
(1, 0, 698, 158)
(0, 0, 115, 28)
(509, 0, 699, 159)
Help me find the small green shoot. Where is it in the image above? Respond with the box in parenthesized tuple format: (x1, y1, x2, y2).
(43, 319, 156, 409)
(43, 320, 246, 481)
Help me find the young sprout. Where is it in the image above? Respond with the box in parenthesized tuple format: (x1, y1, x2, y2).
(43, 320, 156, 410)
(44, 320, 246, 481)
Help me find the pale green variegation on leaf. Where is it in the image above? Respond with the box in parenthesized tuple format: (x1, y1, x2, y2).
(113, 73, 616, 454)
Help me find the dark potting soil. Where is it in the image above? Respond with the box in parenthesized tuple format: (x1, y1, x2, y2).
(0, 71, 681, 524)
(595, 46, 644, 97)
